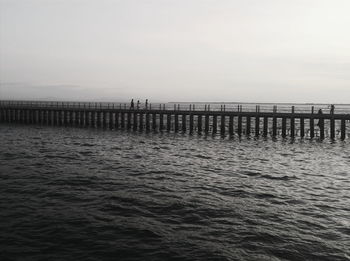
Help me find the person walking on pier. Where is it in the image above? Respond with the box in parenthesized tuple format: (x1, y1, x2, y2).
(130, 99, 134, 109)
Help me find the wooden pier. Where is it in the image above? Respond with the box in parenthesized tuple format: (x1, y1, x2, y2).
(0, 101, 349, 140)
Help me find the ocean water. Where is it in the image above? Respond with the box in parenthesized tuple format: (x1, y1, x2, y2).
(0, 124, 349, 261)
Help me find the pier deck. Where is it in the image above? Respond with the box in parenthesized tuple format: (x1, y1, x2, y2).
(1, 101, 349, 140)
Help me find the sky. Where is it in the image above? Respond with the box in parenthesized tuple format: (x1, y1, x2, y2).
(0, 0, 350, 103)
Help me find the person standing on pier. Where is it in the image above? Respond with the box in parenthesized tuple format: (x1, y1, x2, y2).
(330, 104, 335, 114)
(145, 99, 148, 109)
(137, 100, 140, 110)
(130, 99, 134, 109)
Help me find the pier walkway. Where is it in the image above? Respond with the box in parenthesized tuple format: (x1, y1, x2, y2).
(1, 100, 349, 140)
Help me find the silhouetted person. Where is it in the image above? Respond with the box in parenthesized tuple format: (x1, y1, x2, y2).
(330, 104, 335, 114)
(145, 99, 148, 109)
(137, 100, 140, 109)
(130, 99, 134, 109)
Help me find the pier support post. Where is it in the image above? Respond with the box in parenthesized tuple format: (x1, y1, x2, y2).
(26, 110, 29, 124)
(229, 115, 234, 136)
(145, 113, 150, 131)
(133, 112, 138, 131)
(91, 111, 96, 127)
(291, 117, 295, 138)
(9, 109, 13, 123)
(127, 112, 131, 129)
(15, 109, 19, 123)
(33, 110, 37, 124)
(11, 109, 15, 123)
(83, 111, 90, 127)
(23, 110, 26, 124)
(198, 115, 202, 134)
(64, 111, 68, 125)
(246, 116, 251, 135)
(221, 115, 225, 135)
(300, 118, 305, 138)
(238, 115, 242, 136)
(189, 114, 194, 134)
(20, 110, 24, 124)
(167, 114, 171, 131)
(14, 109, 17, 123)
(103, 112, 107, 128)
(85, 111, 91, 127)
(5, 109, 9, 123)
(59, 111, 63, 126)
(139, 113, 143, 131)
(53, 111, 57, 125)
(114, 112, 119, 129)
(11, 109, 14, 123)
(310, 117, 315, 139)
(7, 109, 11, 123)
(8, 109, 11, 123)
(1, 109, 4, 123)
(97, 111, 101, 128)
(182, 114, 186, 132)
(45, 110, 49, 125)
(74, 111, 79, 126)
(0, 109, 4, 123)
(263, 117, 268, 137)
(341, 119, 346, 140)
(255, 116, 260, 137)
(272, 116, 277, 137)
(120, 112, 125, 129)
(205, 115, 209, 134)
(109, 112, 114, 129)
(12, 109, 17, 123)
(38, 110, 43, 124)
(319, 117, 325, 139)
(34, 110, 39, 124)
(330, 117, 335, 140)
(79, 111, 86, 127)
(70, 111, 74, 126)
(282, 117, 286, 138)
(174, 114, 179, 132)
(159, 113, 164, 131)
(212, 115, 217, 134)
(152, 113, 157, 130)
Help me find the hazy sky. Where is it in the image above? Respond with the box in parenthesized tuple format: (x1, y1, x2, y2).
(1, 0, 349, 102)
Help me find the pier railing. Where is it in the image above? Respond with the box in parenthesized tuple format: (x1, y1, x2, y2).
(1, 100, 349, 140)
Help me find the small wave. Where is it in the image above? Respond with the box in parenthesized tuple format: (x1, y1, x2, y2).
(260, 174, 296, 181)
(255, 192, 276, 199)
(194, 154, 212, 159)
(241, 170, 261, 177)
(79, 151, 93, 156)
(81, 143, 94, 147)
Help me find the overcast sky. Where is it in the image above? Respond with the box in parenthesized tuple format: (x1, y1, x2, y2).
(1, 0, 349, 103)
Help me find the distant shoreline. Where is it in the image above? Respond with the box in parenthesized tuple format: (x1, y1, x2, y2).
(169, 101, 350, 106)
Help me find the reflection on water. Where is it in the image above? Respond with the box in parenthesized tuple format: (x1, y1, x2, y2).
(0, 124, 349, 261)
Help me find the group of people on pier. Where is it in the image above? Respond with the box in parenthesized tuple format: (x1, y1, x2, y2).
(130, 99, 148, 110)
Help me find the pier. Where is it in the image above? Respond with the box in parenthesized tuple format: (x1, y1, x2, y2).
(0, 101, 349, 140)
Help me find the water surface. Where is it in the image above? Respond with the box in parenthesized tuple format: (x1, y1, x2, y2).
(0, 124, 349, 260)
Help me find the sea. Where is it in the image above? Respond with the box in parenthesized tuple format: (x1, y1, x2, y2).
(0, 102, 350, 261)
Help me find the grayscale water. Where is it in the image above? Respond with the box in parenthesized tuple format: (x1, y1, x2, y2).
(0, 124, 349, 261)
